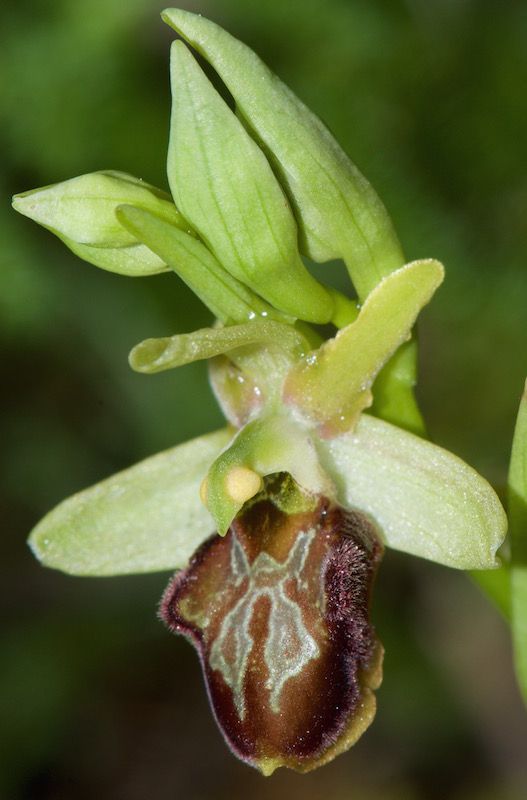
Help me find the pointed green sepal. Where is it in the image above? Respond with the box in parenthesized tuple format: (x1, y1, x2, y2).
(166, 40, 333, 323)
(162, 8, 404, 301)
(316, 414, 507, 569)
(12, 171, 186, 264)
(204, 412, 334, 534)
(130, 320, 309, 374)
(117, 205, 276, 322)
(28, 428, 232, 576)
(284, 260, 444, 437)
(508, 379, 527, 704)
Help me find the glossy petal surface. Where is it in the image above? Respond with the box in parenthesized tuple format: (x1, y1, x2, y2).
(161, 486, 383, 774)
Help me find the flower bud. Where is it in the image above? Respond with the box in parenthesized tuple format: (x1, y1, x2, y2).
(12, 170, 187, 276)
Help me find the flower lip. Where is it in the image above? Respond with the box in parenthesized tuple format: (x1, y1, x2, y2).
(160, 480, 384, 774)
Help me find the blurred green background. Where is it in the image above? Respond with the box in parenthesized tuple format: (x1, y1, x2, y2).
(1, 0, 526, 798)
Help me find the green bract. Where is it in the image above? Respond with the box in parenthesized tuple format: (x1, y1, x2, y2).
(13, 4, 517, 735)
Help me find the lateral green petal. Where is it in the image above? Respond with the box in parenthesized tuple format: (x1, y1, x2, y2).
(508, 379, 527, 704)
(117, 205, 276, 323)
(166, 40, 333, 323)
(162, 8, 404, 301)
(205, 413, 334, 535)
(28, 428, 232, 576)
(12, 170, 185, 248)
(316, 414, 507, 569)
(130, 320, 309, 374)
(284, 260, 444, 436)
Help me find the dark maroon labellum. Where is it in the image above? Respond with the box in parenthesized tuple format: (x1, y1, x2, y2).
(160, 484, 383, 774)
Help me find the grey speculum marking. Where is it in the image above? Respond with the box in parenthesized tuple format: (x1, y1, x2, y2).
(209, 528, 320, 719)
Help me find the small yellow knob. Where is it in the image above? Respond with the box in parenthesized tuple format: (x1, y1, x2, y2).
(224, 466, 262, 504)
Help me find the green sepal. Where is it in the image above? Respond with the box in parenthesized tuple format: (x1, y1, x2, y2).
(284, 260, 444, 437)
(130, 319, 309, 374)
(205, 412, 334, 535)
(28, 428, 232, 576)
(508, 379, 527, 704)
(166, 40, 333, 323)
(12, 170, 186, 251)
(316, 413, 507, 569)
(117, 204, 277, 323)
(162, 8, 404, 301)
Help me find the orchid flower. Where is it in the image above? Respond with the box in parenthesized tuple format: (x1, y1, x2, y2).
(12, 9, 508, 776)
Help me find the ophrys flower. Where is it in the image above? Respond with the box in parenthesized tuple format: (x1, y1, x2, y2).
(12, 8, 507, 775)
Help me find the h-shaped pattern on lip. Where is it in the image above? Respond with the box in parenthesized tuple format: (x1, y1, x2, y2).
(209, 528, 320, 719)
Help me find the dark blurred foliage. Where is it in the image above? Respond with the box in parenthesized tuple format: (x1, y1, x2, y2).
(1, 0, 526, 798)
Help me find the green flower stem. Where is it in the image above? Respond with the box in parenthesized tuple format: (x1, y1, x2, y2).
(508, 379, 527, 704)
(470, 566, 511, 621)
